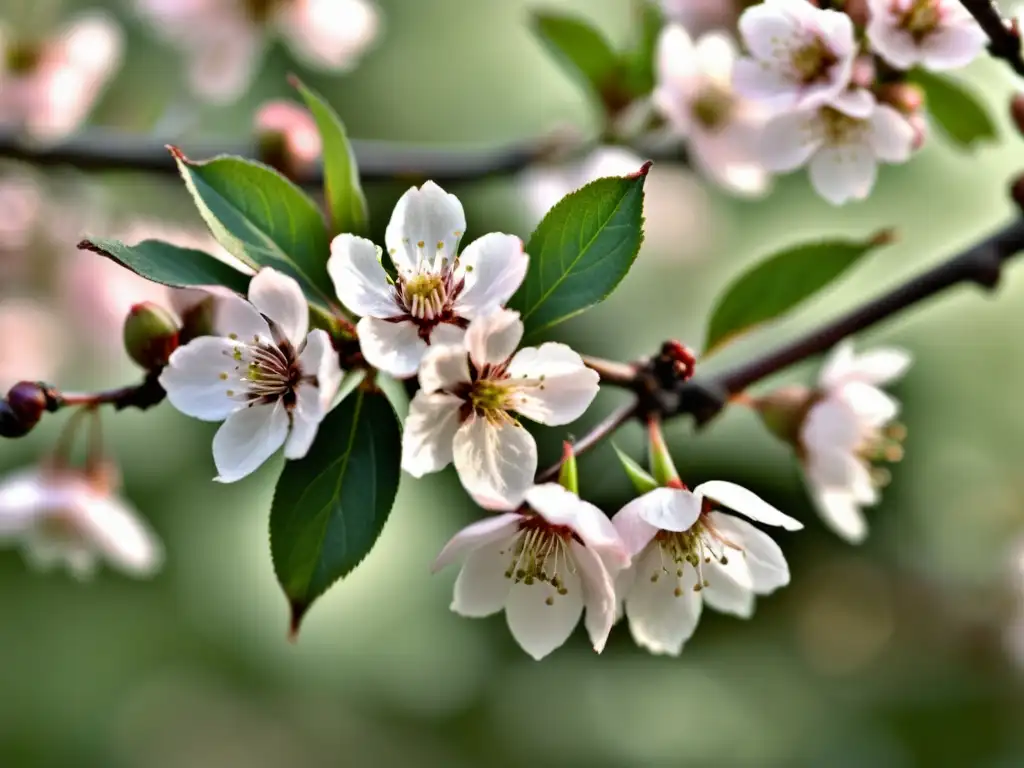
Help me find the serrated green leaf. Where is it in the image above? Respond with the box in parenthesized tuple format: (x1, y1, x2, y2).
(532, 11, 619, 97)
(291, 78, 368, 237)
(170, 148, 333, 307)
(509, 166, 649, 339)
(613, 443, 659, 495)
(77, 238, 251, 293)
(704, 232, 891, 354)
(910, 70, 997, 149)
(270, 388, 402, 634)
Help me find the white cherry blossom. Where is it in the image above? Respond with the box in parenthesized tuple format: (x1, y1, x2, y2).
(654, 25, 771, 197)
(159, 268, 342, 483)
(0, 464, 162, 579)
(760, 94, 915, 204)
(433, 483, 627, 660)
(733, 0, 859, 113)
(613, 481, 802, 655)
(799, 340, 910, 543)
(402, 309, 599, 506)
(867, 0, 986, 71)
(329, 181, 529, 378)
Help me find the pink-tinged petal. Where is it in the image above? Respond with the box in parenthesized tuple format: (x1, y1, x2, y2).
(418, 345, 471, 394)
(801, 398, 862, 455)
(465, 309, 523, 368)
(432, 512, 523, 572)
(818, 339, 857, 389)
(277, 0, 380, 70)
(701, 561, 756, 618)
(328, 234, 402, 319)
(693, 30, 738, 83)
(526, 484, 629, 570)
(427, 322, 466, 349)
(760, 111, 821, 172)
(385, 181, 466, 275)
(0, 470, 49, 538)
(159, 336, 245, 421)
(401, 392, 464, 477)
(731, 59, 794, 110)
(709, 511, 791, 593)
(216, 293, 272, 344)
(612, 498, 660, 558)
(869, 105, 915, 164)
(248, 268, 309, 346)
(284, 383, 323, 460)
(657, 24, 699, 93)
(187, 22, 264, 104)
(805, 445, 863, 491)
(453, 233, 528, 319)
(867, 21, 920, 69)
(844, 347, 912, 386)
(79, 493, 163, 577)
(919, 23, 987, 70)
(505, 343, 599, 426)
(451, 535, 516, 617)
(636, 487, 702, 532)
(738, 3, 797, 59)
(624, 546, 703, 655)
(808, 145, 877, 205)
(809, 485, 868, 543)
(452, 416, 537, 508)
(212, 401, 290, 483)
(356, 316, 427, 379)
(505, 567, 583, 660)
(831, 88, 875, 119)
(817, 7, 857, 55)
(696, 481, 803, 530)
(572, 540, 617, 653)
(255, 101, 321, 166)
(839, 381, 900, 425)
(297, 330, 343, 412)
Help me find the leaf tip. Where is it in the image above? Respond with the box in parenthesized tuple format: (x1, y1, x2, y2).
(76, 238, 100, 253)
(630, 160, 653, 179)
(286, 72, 303, 90)
(288, 600, 309, 642)
(166, 145, 187, 162)
(870, 228, 898, 247)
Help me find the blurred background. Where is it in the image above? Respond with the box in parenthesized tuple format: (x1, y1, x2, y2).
(2, 0, 1024, 765)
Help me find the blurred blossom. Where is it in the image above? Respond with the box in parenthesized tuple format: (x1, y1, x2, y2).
(136, 0, 381, 104)
(659, 0, 737, 36)
(654, 26, 771, 197)
(0, 298, 64, 391)
(0, 462, 163, 579)
(255, 100, 322, 175)
(0, 13, 123, 142)
(0, 171, 43, 275)
(866, 0, 986, 71)
(1004, 538, 1024, 669)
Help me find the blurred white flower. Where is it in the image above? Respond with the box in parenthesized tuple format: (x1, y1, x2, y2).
(733, 0, 860, 113)
(329, 181, 528, 378)
(0, 299, 65, 392)
(867, 0, 986, 71)
(760, 95, 914, 204)
(159, 268, 342, 482)
(654, 25, 771, 197)
(402, 308, 599, 506)
(612, 481, 801, 655)
(135, 0, 380, 103)
(0, 170, 43, 265)
(0, 463, 162, 579)
(799, 340, 910, 542)
(255, 99, 322, 173)
(658, 0, 737, 36)
(433, 483, 627, 660)
(0, 13, 123, 141)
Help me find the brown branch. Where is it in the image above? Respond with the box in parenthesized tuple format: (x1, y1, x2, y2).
(535, 398, 639, 482)
(57, 371, 166, 412)
(959, 0, 1024, 77)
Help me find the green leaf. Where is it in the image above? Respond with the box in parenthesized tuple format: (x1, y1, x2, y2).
(291, 77, 368, 237)
(625, 0, 662, 95)
(704, 232, 892, 354)
(270, 388, 402, 634)
(170, 147, 334, 307)
(531, 12, 620, 97)
(77, 238, 251, 293)
(509, 165, 649, 339)
(910, 70, 997, 148)
(613, 443, 659, 495)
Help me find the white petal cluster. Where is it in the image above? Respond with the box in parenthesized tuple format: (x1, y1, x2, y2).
(866, 0, 986, 71)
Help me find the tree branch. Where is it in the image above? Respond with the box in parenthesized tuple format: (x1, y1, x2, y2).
(959, 0, 1024, 77)
(536, 398, 639, 482)
(57, 372, 166, 412)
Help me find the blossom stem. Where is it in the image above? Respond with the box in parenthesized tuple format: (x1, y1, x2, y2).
(958, 0, 1024, 77)
(581, 356, 639, 387)
(535, 398, 638, 482)
(55, 372, 166, 412)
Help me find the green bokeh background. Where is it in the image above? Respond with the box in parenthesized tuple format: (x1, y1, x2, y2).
(3, 0, 1024, 765)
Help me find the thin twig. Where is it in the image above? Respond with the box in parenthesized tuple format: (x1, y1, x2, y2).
(959, 0, 1024, 77)
(536, 398, 639, 482)
(57, 372, 166, 412)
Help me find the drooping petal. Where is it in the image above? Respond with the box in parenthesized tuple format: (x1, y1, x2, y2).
(801, 398, 863, 456)
(505, 568, 583, 660)
(215, 292, 272, 345)
(80, 494, 163, 577)
(418, 345, 471, 394)
(611, 497, 661, 558)
(844, 347, 912, 387)
(385, 181, 466, 275)
(453, 233, 528, 319)
(284, 383, 323, 460)
(0, 470, 49, 538)
(451, 535, 515, 617)
(432, 512, 523, 572)
(356, 316, 427, 379)
(212, 401, 290, 482)
(328, 234, 403, 319)
(526, 484, 629, 569)
(818, 339, 857, 389)
(808, 144, 877, 205)
(464, 308, 523, 368)
(809, 485, 868, 543)
(572, 540, 617, 653)
(505, 343, 600, 426)
(701, 560, 756, 618)
(709, 511, 790, 593)
(401, 392, 464, 477)
(159, 336, 245, 421)
(624, 546, 703, 655)
(759, 111, 821, 172)
(695, 481, 803, 530)
(297, 329, 343, 412)
(452, 416, 537, 507)
(839, 381, 899, 426)
(869, 105, 914, 164)
(247, 268, 309, 346)
(636, 487, 703, 532)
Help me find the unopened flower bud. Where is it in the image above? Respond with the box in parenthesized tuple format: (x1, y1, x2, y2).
(0, 399, 32, 437)
(255, 100, 321, 181)
(123, 302, 180, 370)
(851, 55, 876, 90)
(1011, 93, 1024, 137)
(752, 385, 815, 447)
(843, 0, 871, 28)
(6, 381, 49, 431)
(876, 82, 924, 116)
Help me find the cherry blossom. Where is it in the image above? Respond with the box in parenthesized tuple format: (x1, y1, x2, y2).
(0, 463, 162, 579)
(867, 0, 986, 71)
(433, 483, 627, 660)
(733, 0, 860, 113)
(760, 94, 915, 204)
(135, 0, 380, 104)
(255, 100, 322, 175)
(328, 181, 529, 378)
(159, 268, 342, 482)
(659, 0, 737, 37)
(0, 13, 123, 141)
(0, 299, 65, 392)
(613, 481, 801, 655)
(654, 25, 771, 197)
(401, 309, 599, 506)
(799, 340, 911, 543)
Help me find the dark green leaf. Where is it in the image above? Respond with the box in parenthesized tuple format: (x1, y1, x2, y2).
(170, 147, 333, 306)
(531, 12, 619, 96)
(613, 443, 658, 495)
(270, 388, 402, 634)
(910, 70, 997, 148)
(625, 0, 662, 95)
(291, 77, 368, 237)
(704, 232, 892, 354)
(77, 238, 251, 293)
(509, 164, 649, 339)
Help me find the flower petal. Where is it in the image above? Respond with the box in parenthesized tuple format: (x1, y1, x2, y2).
(0, 470, 49, 538)
(212, 402, 290, 483)
(869, 105, 914, 164)
(505, 568, 583, 660)
(818, 339, 856, 388)
(284, 383, 323, 460)
(297, 329, 343, 412)
(624, 545, 703, 655)
(526, 484, 629, 570)
(695, 480, 803, 530)
(432, 512, 523, 572)
(505, 343, 600, 426)
(840, 381, 899, 426)
(572, 540, 617, 653)
(356, 316, 427, 379)
(401, 392, 464, 477)
(452, 416, 537, 508)
(464, 308, 523, 368)
(611, 497, 661, 558)
(920, 23, 986, 70)
(760, 111, 820, 172)
(80, 494, 163, 577)
(808, 144, 877, 205)
(418, 345, 471, 394)
(701, 560, 756, 618)
(738, 1, 796, 59)
(846, 347, 911, 386)
(427, 322, 466, 349)
(248, 268, 309, 346)
(159, 336, 245, 422)
(328, 234, 402, 319)
(636, 487, 703, 532)
(215, 292, 272, 345)
(385, 181, 466, 275)
(453, 233, 528, 319)
(709, 511, 790, 593)
(451, 535, 515, 617)
(801, 398, 863, 456)
(809, 485, 868, 543)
